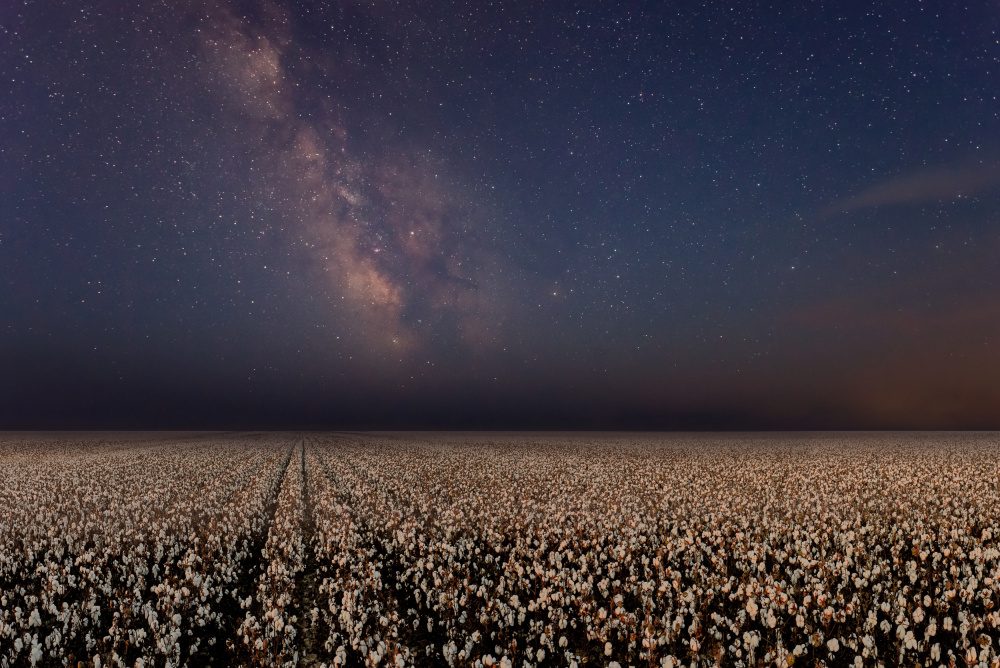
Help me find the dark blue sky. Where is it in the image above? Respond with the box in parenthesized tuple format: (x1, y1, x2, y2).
(2, 0, 999, 429)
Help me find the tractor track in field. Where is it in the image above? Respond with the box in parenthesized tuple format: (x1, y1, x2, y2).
(293, 439, 324, 668)
(211, 441, 297, 667)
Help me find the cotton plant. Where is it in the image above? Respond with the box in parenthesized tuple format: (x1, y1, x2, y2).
(293, 432, 1000, 667)
(2, 432, 1000, 667)
(0, 434, 292, 667)
(238, 441, 309, 667)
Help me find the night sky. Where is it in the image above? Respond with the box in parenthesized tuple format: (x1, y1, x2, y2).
(2, 1, 999, 430)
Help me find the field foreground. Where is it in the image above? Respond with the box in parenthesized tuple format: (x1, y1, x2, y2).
(1, 432, 999, 668)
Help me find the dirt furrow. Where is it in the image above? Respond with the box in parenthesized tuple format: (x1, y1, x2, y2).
(211, 441, 297, 666)
(294, 439, 323, 667)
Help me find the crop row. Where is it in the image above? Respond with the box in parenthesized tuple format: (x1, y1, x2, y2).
(2, 432, 999, 668)
(0, 434, 293, 667)
(299, 432, 1000, 668)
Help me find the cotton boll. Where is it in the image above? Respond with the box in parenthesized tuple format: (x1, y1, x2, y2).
(29, 643, 43, 667)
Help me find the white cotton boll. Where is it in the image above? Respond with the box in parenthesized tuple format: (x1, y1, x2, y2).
(604, 642, 613, 656)
(661, 658, 675, 668)
(94, 656, 101, 668)
(537, 649, 545, 662)
(559, 636, 568, 648)
(29, 644, 43, 667)
(827, 638, 839, 653)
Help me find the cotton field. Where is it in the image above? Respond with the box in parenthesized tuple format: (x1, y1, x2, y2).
(2, 432, 999, 668)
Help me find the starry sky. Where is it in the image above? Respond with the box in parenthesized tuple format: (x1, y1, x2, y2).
(2, 0, 999, 430)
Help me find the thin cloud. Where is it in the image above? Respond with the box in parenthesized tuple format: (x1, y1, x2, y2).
(820, 163, 1000, 217)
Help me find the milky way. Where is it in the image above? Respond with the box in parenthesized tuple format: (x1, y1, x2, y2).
(195, 0, 508, 357)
